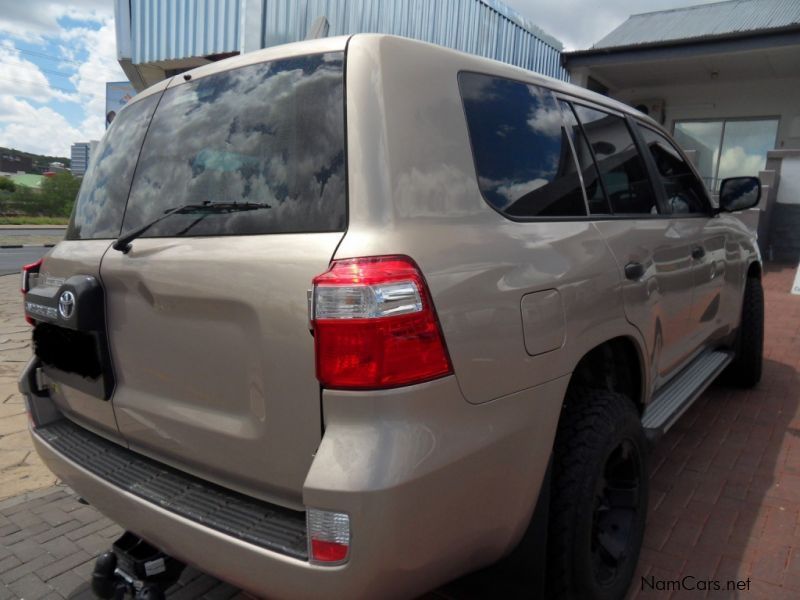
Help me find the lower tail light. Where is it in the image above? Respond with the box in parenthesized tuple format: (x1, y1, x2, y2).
(311, 255, 452, 389)
(307, 508, 350, 564)
(21, 258, 43, 325)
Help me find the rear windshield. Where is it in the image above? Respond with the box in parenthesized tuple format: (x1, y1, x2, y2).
(66, 95, 159, 240)
(68, 52, 346, 240)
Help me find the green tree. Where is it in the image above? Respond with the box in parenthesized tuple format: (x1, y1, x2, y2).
(0, 176, 15, 192)
(39, 172, 81, 216)
(7, 185, 39, 215)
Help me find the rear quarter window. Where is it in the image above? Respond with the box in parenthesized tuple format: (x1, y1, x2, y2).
(458, 72, 587, 219)
(121, 52, 346, 238)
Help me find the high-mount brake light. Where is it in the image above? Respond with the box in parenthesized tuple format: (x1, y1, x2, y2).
(21, 258, 43, 326)
(311, 256, 452, 389)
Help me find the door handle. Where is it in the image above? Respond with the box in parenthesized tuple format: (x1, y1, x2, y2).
(625, 262, 644, 280)
(691, 246, 706, 260)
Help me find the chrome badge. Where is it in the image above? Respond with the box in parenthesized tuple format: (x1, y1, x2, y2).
(58, 290, 76, 320)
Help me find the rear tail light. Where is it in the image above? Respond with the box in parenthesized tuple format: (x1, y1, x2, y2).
(311, 255, 452, 389)
(307, 508, 350, 564)
(21, 258, 43, 325)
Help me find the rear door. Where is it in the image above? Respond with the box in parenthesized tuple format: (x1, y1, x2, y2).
(562, 102, 698, 383)
(100, 50, 347, 507)
(31, 92, 161, 443)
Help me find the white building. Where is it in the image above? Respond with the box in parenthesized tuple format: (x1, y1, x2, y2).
(70, 141, 99, 177)
(563, 0, 800, 262)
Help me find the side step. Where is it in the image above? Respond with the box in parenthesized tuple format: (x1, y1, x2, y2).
(642, 350, 732, 441)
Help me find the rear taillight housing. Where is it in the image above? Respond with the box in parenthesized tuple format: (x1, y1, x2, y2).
(311, 255, 452, 389)
(21, 258, 43, 325)
(307, 508, 350, 564)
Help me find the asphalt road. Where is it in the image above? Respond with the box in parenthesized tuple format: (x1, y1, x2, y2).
(0, 246, 50, 276)
(0, 228, 65, 237)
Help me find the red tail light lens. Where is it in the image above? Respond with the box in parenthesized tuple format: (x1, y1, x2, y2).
(307, 508, 350, 564)
(21, 258, 43, 326)
(312, 256, 452, 389)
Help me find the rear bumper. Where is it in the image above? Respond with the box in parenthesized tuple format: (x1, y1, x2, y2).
(23, 358, 567, 599)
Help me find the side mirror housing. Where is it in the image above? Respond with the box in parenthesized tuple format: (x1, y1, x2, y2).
(718, 176, 761, 213)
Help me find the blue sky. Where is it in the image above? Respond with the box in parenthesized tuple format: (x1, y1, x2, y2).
(0, 0, 125, 158)
(0, 0, 721, 159)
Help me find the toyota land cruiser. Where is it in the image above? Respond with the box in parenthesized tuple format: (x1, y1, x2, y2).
(19, 34, 763, 599)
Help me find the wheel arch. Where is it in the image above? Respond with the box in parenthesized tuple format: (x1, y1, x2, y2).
(566, 336, 646, 414)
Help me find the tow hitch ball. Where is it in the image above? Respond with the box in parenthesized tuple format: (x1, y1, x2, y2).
(91, 532, 185, 599)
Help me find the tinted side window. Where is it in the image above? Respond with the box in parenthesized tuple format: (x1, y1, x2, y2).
(459, 73, 587, 218)
(638, 125, 710, 214)
(122, 53, 346, 238)
(572, 105, 658, 215)
(559, 101, 610, 214)
(66, 94, 159, 240)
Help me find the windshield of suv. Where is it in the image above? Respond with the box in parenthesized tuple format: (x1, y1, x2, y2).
(68, 52, 346, 241)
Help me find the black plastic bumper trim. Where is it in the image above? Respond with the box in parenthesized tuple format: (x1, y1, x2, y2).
(36, 419, 308, 560)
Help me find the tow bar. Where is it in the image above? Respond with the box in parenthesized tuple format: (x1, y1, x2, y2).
(91, 532, 185, 599)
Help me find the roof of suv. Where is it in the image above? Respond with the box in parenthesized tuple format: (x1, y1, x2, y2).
(126, 33, 659, 130)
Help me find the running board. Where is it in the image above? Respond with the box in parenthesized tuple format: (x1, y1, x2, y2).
(642, 350, 732, 440)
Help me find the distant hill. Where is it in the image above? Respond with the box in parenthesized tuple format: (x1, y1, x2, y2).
(0, 146, 71, 171)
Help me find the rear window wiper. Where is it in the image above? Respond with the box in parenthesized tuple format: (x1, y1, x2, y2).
(112, 201, 271, 253)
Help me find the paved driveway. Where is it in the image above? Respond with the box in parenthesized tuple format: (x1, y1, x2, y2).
(0, 265, 799, 599)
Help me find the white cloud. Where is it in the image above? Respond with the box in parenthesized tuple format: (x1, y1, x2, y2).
(0, 4, 127, 156)
(0, 95, 83, 156)
(497, 178, 549, 204)
(527, 105, 563, 136)
(64, 21, 127, 141)
(0, 40, 76, 103)
(0, 0, 112, 41)
(718, 145, 766, 180)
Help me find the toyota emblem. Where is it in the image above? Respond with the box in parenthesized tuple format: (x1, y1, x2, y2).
(58, 290, 75, 320)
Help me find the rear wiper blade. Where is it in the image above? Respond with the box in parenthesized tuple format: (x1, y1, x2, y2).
(112, 201, 271, 253)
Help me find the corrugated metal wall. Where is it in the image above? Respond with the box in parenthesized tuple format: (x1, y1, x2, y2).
(263, 0, 569, 80)
(127, 0, 568, 81)
(131, 0, 240, 64)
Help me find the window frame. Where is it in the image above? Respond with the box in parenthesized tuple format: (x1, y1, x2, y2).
(634, 121, 715, 217)
(456, 70, 592, 223)
(563, 98, 666, 219)
(457, 70, 716, 224)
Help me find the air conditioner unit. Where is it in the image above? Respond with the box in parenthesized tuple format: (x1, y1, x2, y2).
(630, 99, 665, 124)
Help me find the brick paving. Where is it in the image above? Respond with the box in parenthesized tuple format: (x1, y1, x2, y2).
(0, 265, 798, 598)
(629, 264, 800, 599)
(0, 275, 58, 500)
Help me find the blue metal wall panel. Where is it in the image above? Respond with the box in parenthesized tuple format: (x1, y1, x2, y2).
(131, 0, 240, 63)
(263, 0, 569, 80)
(129, 0, 568, 81)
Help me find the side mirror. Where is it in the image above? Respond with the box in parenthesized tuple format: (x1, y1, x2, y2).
(718, 176, 761, 213)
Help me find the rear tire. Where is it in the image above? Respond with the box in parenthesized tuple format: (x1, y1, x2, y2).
(547, 389, 648, 600)
(726, 276, 764, 388)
